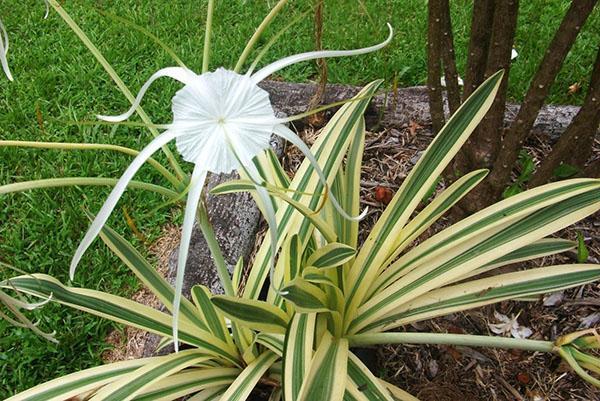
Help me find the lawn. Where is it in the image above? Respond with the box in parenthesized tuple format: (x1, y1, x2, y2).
(0, 0, 598, 397)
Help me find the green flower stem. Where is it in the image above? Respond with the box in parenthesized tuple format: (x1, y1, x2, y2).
(48, 0, 187, 182)
(202, 0, 215, 73)
(0, 177, 180, 200)
(347, 332, 555, 353)
(0, 140, 180, 188)
(248, 7, 312, 73)
(96, 9, 187, 68)
(234, 0, 289, 73)
(197, 201, 235, 297)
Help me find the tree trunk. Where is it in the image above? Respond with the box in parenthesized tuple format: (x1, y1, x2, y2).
(457, 0, 519, 213)
(583, 159, 600, 178)
(307, 0, 328, 127)
(440, 0, 461, 115)
(462, 0, 496, 100)
(489, 0, 598, 195)
(451, 0, 496, 182)
(529, 45, 600, 187)
(427, 0, 445, 134)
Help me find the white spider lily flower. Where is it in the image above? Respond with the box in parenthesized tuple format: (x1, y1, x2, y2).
(488, 311, 532, 339)
(1, 1, 50, 81)
(70, 24, 392, 350)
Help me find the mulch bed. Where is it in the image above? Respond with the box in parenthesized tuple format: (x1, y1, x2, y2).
(283, 121, 600, 401)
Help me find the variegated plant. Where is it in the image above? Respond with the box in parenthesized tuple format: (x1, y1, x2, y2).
(3, 2, 600, 401)
(4, 70, 600, 400)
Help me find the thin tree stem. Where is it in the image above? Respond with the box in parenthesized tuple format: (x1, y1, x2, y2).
(530, 45, 600, 187)
(462, 0, 495, 100)
(439, 0, 461, 114)
(427, 0, 445, 135)
(490, 0, 597, 195)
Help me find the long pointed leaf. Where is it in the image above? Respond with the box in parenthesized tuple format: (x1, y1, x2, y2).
(345, 71, 504, 327)
(3, 274, 239, 364)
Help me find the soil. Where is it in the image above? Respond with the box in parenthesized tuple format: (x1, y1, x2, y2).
(283, 122, 600, 401)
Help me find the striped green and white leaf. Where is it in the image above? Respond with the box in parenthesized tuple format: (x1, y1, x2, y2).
(363, 264, 600, 333)
(211, 296, 290, 334)
(191, 285, 232, 344)
(232, 257, 245, 295)
(283, 313, 316, 401)
(2, 274, 239, 364)
(296, 331, 348, 401)
(219, 351, 279, 401)
(243, 82, 381, 301)
(212, 179, 337, 243)
(98, 223, 206, 331)
(187, 386, 227, 401)
(88, 350, 210, 401)
(255, 333, 285, 356)
(378, 169, 489, 275)
(378, 380, 420, 401)
(371, 179, 600, 301)
(452, 238, 576, 282)
(347, 352, 394, 401)
(131, 367, 244, 401)
(344, 71, 505, 327)
(5, 358, 160, 401)
(252, 148, 291, 212)
(340, 119, 366, 248)
(351, 183, 600, 333)
(307, 242, 356, 269)
(281, 278, 331, 313)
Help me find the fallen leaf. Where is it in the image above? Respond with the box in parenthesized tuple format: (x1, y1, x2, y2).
(427, 359, 439, 379)
(543, 291, 564, 306)
(488, 311, 532, 339)
(445, 345, 462, 361)
(568, 82, 581, 95)
(516, 372, 531, 385)
(579, 312, 600, 329)
(374, 186, 393, 205)
(407, 120, 423, 136)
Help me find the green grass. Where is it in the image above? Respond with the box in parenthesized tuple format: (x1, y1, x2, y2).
(0, 0, 598, 398)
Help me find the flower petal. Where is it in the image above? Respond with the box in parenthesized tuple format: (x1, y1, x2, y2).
(0, 19, 14, 81)
(97, 67, 197, 122)
(273, 124, 367, 221)
(69, 129, 181, 279)
(251, 23, 393, 83)
(172, 165, 207, 352)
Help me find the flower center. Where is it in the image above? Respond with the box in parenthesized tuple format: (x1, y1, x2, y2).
(171, 68, 276, 173)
